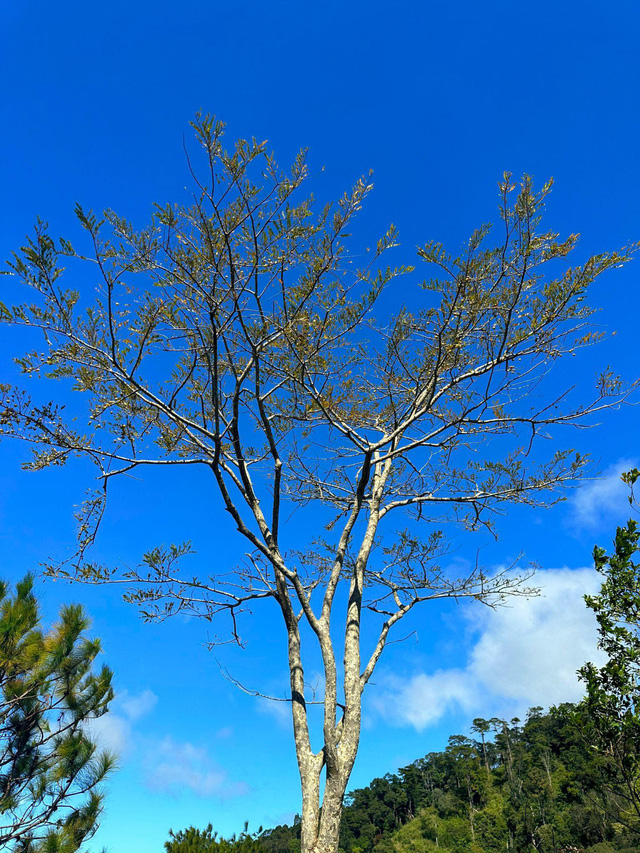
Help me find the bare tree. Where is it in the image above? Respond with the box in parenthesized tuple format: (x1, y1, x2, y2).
(0, 115, 634, 853)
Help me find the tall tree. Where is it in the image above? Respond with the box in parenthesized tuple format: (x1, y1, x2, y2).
(578, 468, 640, 836)
(0, 575, 114, 852)
(471, 718, 492, 774)
(0, 116, 634, 853)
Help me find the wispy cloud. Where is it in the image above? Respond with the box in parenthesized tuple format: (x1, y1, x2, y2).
(89, 688, 248, 799)
(570, 458, 637, 530)
(88, 711, 133, 755)
(145, 737, 249, 798)
(88, 688, 158, 756)
(379, 668, 475, 729)
(216, 725, 235, 739)
(257, 697, 291, 729)
(120, 688, 158, 721)
(373, 567, 605, 730)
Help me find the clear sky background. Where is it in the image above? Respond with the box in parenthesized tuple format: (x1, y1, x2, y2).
(1, 2, 639, 851)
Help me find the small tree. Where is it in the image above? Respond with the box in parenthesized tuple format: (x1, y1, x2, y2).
(0, 116, 634, 853)
(578, 469, 640, 836)
(0, 575, 114, 852)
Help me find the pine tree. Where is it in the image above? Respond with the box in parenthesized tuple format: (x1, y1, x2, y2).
(165, 823, 264, 853)
(0, 575, 115, 852)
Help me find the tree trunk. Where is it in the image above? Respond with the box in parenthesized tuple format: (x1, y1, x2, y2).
(299, 766, 351, 853)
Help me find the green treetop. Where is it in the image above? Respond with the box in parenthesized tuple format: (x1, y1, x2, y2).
(0, 575, 115, 852)
(579, 469, 640, 837)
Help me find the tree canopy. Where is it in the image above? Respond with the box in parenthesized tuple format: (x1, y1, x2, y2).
(1, 115, 635, 853)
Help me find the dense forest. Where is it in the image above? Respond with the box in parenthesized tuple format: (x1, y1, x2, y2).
(165, 704, 638, 853)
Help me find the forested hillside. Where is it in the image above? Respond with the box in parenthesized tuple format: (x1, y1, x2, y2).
(165, 705, 638, 853)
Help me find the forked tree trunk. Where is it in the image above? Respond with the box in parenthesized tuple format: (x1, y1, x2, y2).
(282, 454, 386, 853)
(300, 764, 352, 853)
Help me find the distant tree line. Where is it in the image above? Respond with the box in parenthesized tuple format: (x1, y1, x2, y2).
(166, 704, 638, 853)
(338, 706, 637, 853)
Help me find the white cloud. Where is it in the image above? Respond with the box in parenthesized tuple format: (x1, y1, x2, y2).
(89, 688, 247, 799)
(145, 736, 249, 798)
(89, 712, 133, 755)
(87, 688, 158, 756)
(378, 668, 474, 729)
(120, 688, 157, 721)
(257, 697, 291, 728)
(374, 567, 606, 730)
(469, 568, 604, 705)
(570, 458, 637, 530)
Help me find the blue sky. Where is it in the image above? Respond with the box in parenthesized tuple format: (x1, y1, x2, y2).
(1, 1, 639, 851)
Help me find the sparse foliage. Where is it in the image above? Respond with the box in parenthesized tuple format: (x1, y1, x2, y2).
(0, 115, 635, 853)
